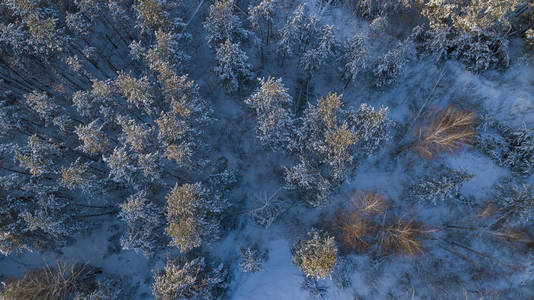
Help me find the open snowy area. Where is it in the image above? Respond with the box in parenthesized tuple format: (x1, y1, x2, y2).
(1, 0, 534, 299)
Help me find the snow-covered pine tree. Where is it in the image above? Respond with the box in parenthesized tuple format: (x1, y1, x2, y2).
(152, 256, 227, 300)
(277, 4, 309, 59)
(239, 245, 267, 273)
(477, 122, 534, 176)
(299, 25, 335, 77)
(103, 146, 137, 184)
(133, 0, 167, 32)
(372, 44, 407, 88)
(406, 166, 474, 205)
(214, 40, 254, 93)
(165, 182, 230, 253)
(137, 152, 162, 181)
(292, 228, 337, 279)
(116, 115, 156, 154)
(348, 103, 392, 158)
(75, 119, 110, 156)
(244, 77, 295, 150)
(248, 0, 277, 46)
(13, 134, 61, 177)
(114, 71, 155, 114)
(296, 92, 357, 183)
(155, 110, 193, 168)
(492, 177, 534, 226)
(0, 175, 81, 255)
(118, 190, 165, 256)
(204, 0, 249, 50)
(343, 33, 368, 85)
(284, 158, 331, 207)
(23, 91, 58, 124)
(60, 157, 97, 194)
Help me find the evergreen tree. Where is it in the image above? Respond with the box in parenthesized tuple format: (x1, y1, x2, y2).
(118, 190, 164, 256)
(492, 177, 534, 226)
(13, 134, 61, 177)
(477, 122, 534, 176)
(103, 147, 137, 184)
(284, 158, 331, 208)
(60, 158, 97, 194)
(75, 120, 110, 156)
(239, 245, 267, 273)
(297, 92, 357, 182)
(277, 4, 309, 58)
(116, 115, 156, 154)
(134, 0, 167, 32)
(0, 175, 80, 255)
(343, 33, 369, 84)
(214, 40, 254, 93)
(165, 183, 230, 253)
(204, 0, 248, 50)
(248, 0, 277, 45)
(114, 72, 155, 114)
(245, 77, 295, 150)
(407, 166, 474, 205)
(299, 25, 335, 76)
(24, 91, 58, 123)
(152, 256, 227, 300)
(292, 228, 337, 279)
(348, 103, 392, 158)
(373, 44, 407, 88)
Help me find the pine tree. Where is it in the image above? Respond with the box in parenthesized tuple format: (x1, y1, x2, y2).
(103, 147, 137, 184)
(24, 91, 58, 123)
(116, 115, 156, 154)
(492, 177, 534, 226)
(0, 175, 81, 255)
(239, 245, 267, 273)
(299, 25, 335, 76)
(296, 92, 358, 182)
(277, 4, 308, 58)
(204, 0, 248, 50)
(373, 44, 407, 88)
(114, 71, 155, 114)
(152, 256, 227, 300)
(284, 158, 331, 208)
(165, 183, 229, 253)
(60, 158, 97, 194)
(137, 152, 162, 181)
(343, 33, 368, 84)
(245, 77, 295, 150)
(292, 228, 337, 279)
(75, 120, 110, 156)
(214, 40, 254, 93)
(248, 0, 277, 45)
(65, 12, 91, 36)
(477, 122, 534, 176)
(118, 190, 164, 256)
(134, 0, 167, 32)
(348, 103, 392, 158)
(406, 166, 474, 205)
(13, 134, 61, 177)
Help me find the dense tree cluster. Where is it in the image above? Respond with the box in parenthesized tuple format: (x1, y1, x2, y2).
(0, 0, 533, 298)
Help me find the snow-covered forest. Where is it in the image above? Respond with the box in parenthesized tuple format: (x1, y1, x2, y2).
(1, 0, 534, 299)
